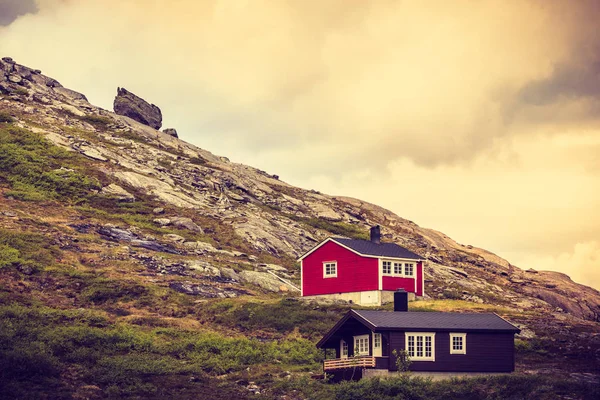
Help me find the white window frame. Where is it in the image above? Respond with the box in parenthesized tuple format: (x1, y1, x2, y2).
(341, 339, 349, 359)
(450, 333, 467, 355)
(373, 333, 382, 357)
(323, 261, 337, 278)
(382, 260, 392, 275)
(381, 259, 416, 278)
(405, 332, 435, 361)
(354, 334, 370, 356)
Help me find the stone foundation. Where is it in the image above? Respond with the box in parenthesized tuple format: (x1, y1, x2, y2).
(302, 290, 417, 306)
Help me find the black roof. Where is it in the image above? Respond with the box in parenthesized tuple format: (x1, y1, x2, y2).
(353, 310, 520, 332)
(331, 237, 422, 260)
(316, 310, 519, 348)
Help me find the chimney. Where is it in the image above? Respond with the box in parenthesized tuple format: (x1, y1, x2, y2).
(394, 289, 408, 312)
(370, 225, 381, 244)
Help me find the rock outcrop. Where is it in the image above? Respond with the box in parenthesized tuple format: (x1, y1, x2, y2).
(113, 87, 162, 130)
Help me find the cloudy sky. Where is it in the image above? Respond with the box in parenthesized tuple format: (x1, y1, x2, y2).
(1, 0, 599, 289)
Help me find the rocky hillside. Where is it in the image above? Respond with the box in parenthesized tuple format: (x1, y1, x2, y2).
(1, 56, 599, 399)
(2, 56, 598, 321)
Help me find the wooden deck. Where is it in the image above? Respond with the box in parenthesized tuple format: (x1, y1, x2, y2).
(323, 356, 376, 371)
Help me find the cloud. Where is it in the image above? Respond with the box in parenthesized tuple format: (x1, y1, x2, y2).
(503, 1, 600, 128)
(2, 0, 583, 171)
(515, 241, 600, 290)
(0, 0, 38, 26)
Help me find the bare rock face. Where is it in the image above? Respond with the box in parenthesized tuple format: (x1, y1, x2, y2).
(113, 87, 162, 130)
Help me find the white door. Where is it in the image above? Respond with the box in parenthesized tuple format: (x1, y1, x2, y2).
(373, 333, 382, 357)
(354, 334, 370, 356)
(340, 339, 348, 359)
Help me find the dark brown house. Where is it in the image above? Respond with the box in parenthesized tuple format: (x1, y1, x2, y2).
(316, 290, 520, 377)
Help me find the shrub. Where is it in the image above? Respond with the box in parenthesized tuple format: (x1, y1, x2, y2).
(14, 87, 29, 96)
(0, 229, 58, 271)
(205, 298, 346, 339)
(0, 244, 20, 268)
(0, 111, 14, 123)
(275, 374, 600, 400)
(80, 278, 148, 305)
(392, 348, 412, 372)
(79, 114, 112, 129)
(189, 156, 207, 165)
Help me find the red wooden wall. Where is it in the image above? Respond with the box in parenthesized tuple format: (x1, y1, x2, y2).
(380, 261, 423, 296)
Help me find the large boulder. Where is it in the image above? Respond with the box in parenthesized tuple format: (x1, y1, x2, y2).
(101, 184, 135, 202)
(169, 217, 203, 233)
(113, 87, 162, 130)
(238, 270, 294, 292)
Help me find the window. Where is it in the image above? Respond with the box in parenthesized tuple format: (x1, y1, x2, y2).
(323, 262, 337, 278)
(382, 261, 392, 274)
(373, 333, 382, 357)
(354, 335, 369, 356)
(341, 340, 348, 358)
(405, 333, 435, 361)
(450, 333, 466, 354)
(393, 262, 402, 275)
(381, 260, 416, 277)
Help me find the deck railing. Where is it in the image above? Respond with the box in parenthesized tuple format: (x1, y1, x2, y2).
(323, 356, 376, 371)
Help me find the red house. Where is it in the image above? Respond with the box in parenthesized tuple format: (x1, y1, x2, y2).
(298, 226, 425, 306)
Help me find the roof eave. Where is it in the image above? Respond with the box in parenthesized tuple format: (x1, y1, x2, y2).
(367, 327, 521, 333)
(315, 309, 378, 348)
(298, 237, 424, 262)
(315, 310, 352, 348)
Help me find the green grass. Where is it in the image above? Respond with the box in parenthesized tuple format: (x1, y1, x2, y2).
(13, 87, 29, 96)
(0, 228, 59, 272)
(0, 303, 323, 398)
(79, 114, 112, 129)
(80, 278, 149, 305)
(407, 299, 516, 314)
(0, 125, 101, 202)
(74, 203, 213, 244)
(284, 215, 368, 240)
(199, 298, 348, 339)
(273, 374, 599, 400)
(0, 111, 15, 123)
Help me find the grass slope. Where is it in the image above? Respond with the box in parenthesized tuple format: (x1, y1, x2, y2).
(0, 106, 598, 399)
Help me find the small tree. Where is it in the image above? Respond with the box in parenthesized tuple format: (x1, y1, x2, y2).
(349, 345, 361, 381)
(392, 348, 412, 373)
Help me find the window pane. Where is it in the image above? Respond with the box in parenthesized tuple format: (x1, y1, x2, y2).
(417, 336, 423, 357)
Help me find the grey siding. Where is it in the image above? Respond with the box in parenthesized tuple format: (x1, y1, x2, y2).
(388, 331, 515, 372)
